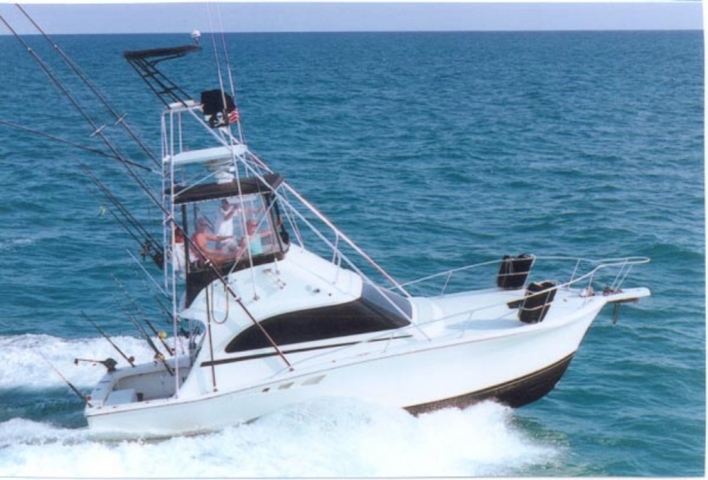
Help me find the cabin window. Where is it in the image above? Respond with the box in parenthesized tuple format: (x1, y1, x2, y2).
(183, 192, 283, 271)
(224, 286, 412, 353)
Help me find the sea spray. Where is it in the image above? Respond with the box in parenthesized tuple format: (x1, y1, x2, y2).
(0, 399, 559, 477)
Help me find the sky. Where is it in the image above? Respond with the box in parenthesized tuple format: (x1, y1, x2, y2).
(0, 2, 702, 35)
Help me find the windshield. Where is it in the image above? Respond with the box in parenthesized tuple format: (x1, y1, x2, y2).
(181, 192, 282, 271)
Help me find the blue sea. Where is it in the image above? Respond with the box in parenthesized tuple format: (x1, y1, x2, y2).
(0, 29, 703, 477)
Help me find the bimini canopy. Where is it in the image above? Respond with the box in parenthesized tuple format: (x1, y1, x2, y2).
(169, 174, 284, 205)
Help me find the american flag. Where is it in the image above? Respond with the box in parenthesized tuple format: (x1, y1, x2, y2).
(228, 108, 240, 124)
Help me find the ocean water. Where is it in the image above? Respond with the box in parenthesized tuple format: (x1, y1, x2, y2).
(0, 29, 703, 477)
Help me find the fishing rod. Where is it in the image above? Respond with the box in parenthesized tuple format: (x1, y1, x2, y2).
(37, 352, 92, 407)
(146, 282, 196, 341)
(121, 301, 174, 376)
(3, 12, 293, 369)
(81, 163, 164, 267)
(145, 318, 174, 356)
(15, 4, 161, 169)
(111, 279, 175, 375)
(133, 265, 175, 320)
(128, 264, 192, 344)
(81, 311, 136, 368)
(2, 121, 164, 275)
(113, 274, 174, 356)
(0, 13, 168, 240)
(84, 187, 147, 262)
(0, 120, 151, 172)
(125, 248, 170, 300)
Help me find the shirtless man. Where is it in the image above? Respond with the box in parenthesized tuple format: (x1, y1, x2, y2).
(190, 217, 234, 266)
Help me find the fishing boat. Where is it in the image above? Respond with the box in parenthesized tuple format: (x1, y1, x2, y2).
(79, 42, 650, 437)
(2, 15, 650, 438)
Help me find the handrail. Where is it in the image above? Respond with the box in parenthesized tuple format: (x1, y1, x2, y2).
(400, 255, 650, 296)
(272, 255, 650, 375)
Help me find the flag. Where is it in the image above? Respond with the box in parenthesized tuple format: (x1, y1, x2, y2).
(228, 108, 240, 124)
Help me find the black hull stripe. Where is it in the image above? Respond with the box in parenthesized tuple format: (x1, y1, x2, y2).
(404, 352, 576, 414)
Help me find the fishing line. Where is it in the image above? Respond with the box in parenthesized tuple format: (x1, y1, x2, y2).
(213, 3, 245, 142)
(0, 11, 167, 238)
(15, 4, 161, 169)
(4, 10, 292, 369)
(0, 119, 156, 171)
(80, 163, 164, 266)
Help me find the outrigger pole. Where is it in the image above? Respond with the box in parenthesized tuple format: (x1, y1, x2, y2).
(0, 120, 151, 172)
(15, 4, 161, 168)
(1, 10, 294, 371)
(0, 13, 165, 266)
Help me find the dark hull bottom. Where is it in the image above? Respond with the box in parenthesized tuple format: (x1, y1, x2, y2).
(404, 353, 575, 415)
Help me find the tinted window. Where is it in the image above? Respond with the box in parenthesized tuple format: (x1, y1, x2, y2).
(361, 282, 412, 320)
(225, 289, 412, 353)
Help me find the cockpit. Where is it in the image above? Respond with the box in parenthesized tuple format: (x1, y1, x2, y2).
(167, 173, 289, 306)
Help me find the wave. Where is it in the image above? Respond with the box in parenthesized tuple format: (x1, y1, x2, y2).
(0, 399, 561, 478)
(0, 334, 562, 477)
(0, 334, 157, 389)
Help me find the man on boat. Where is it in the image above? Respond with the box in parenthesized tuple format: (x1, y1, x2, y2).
(191, 217, 234, 267)
(215, 198, 241, 249)
(233, 218, 275, 259)
(172, 227, 187, 275)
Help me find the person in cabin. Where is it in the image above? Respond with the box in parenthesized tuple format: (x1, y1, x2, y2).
(191, 217, 234, 266)
(215, 198, 242, 250)
(236, 218, 272, 257)
(172, 227, 187, 275)
(216, 197, 267, 253)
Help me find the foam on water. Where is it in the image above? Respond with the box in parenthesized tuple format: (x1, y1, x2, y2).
(0, 335, 561, 476)
(0, 399, 560, 478)
(0, 30, 702, 475)
(0, 334, 156, 389)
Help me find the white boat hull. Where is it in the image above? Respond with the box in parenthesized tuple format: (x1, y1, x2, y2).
(85, 289, 622, 438)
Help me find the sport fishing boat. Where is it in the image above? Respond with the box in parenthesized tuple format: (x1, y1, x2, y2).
(78, 41, 650, 438)
(1, 14, 650, 438)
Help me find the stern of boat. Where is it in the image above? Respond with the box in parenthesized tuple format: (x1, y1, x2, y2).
(85, 355, 192, 414)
